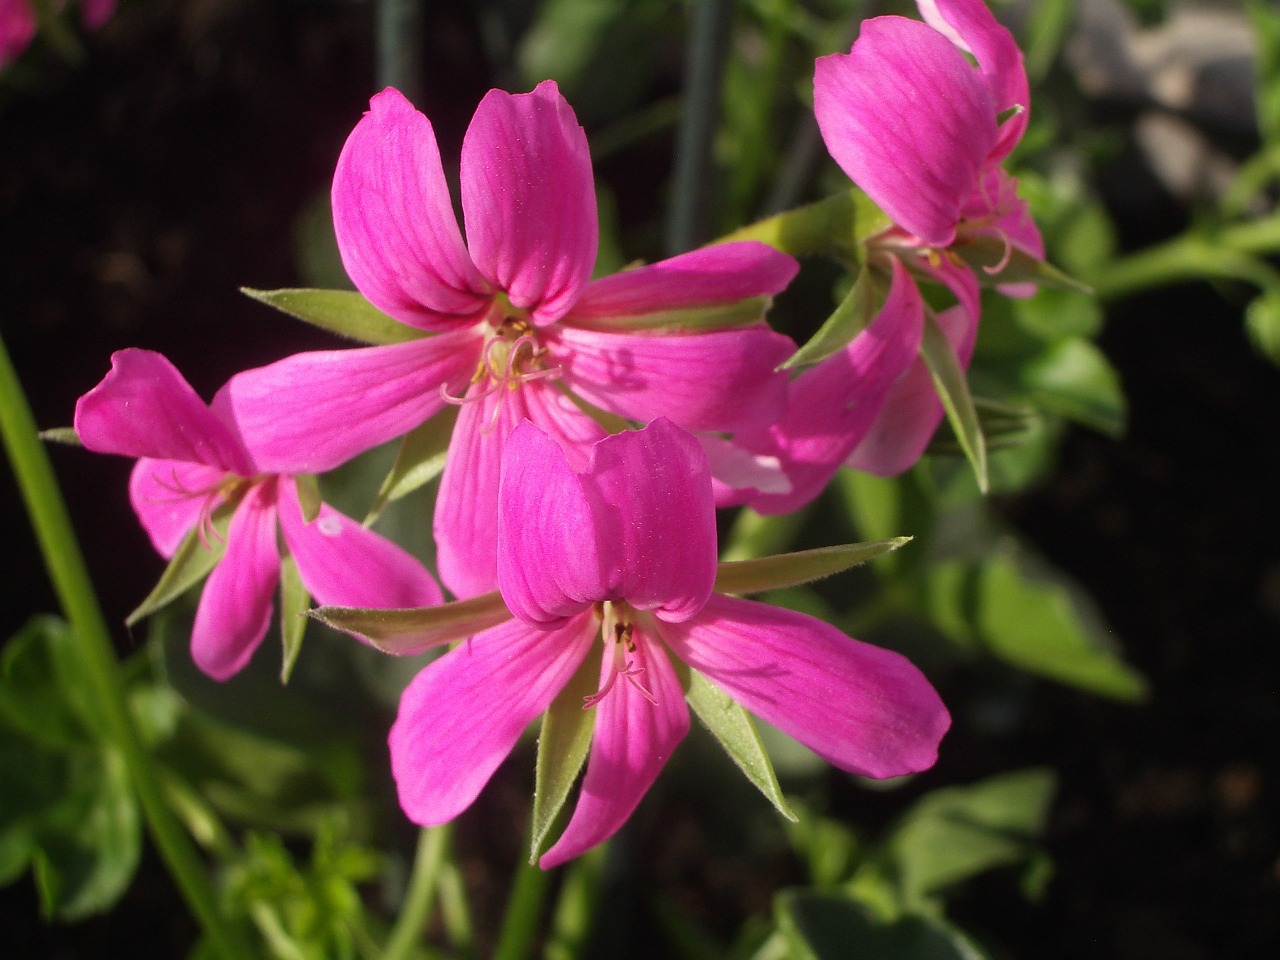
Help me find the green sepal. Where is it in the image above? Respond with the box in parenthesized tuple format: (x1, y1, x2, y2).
(782, 265, 880, 371)
(715, 188, 890, 261)
(713, 540, 911, 597)
(126, 505, 233, 627)
(293, 474, 323, 524)
(240, 287, 426, 345)
(278, 555, 309, 685)
(684, 670, 796, 822)
(309, 591, 510, 655)
(920, 313, 988, 493)
(953, 239, 1092, 294)
(364, 408, 458, 526)
(38, 427, 81, 446)
(926, 398, 1040, 456)
(529, 653, 600, 863)
(565, 297, 770, 334)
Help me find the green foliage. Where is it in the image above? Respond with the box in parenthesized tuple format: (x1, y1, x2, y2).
(531, 657, 599, 862)
(776, 893, 992, 960)
(241, 288, 424, 346)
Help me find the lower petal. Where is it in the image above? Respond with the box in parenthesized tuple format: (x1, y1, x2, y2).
(658, 595, 950, 779)
(390, 611, 597, 826)
(129, 458, 226, 558)
(276, 478, 442, 610)
(540, 625, 689, 868)
(190, 484, 281, 681)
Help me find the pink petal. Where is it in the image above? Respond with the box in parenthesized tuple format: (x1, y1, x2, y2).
(578, 418, 717, 622)
(916, 0, 1029, 160)
(699, 435, 790, 507)
(540, 626, 688, 868)
(332, 88, 491, 329)
(190, 483, 281, 681)
(1, 0, 36, 66)
(961, 168, 1045, 274)
(435, 379, 604, 600)
(389, 611, 597, 826)
(129, 458, 227, 559)
(459, 81, 597, 325)
(223, 330, 483, 475)
(570, 242, 798, 319)
(276, 478, 443, 610)
(814, 18, 996, 246)
(742, 261, 924, 514)
(75, 349, 253, 475)
(80, 0, 116, 30)
(547, 323, 793, 434)
(658, 595, 950, 779)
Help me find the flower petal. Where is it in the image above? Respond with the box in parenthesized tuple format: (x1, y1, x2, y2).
(389, 611, 597, 826)
(540, 626, 689, 868)
(190, 483, 281, 681)
(1, 1, 37, 66)
(460, 81, 597, 325)
(332, 88, 491, 329)
(435, 379, 604, 600)
(75, 349, 252, 474)
(742, 261, 924, 514)
(658, 595, 950, 779)
(814, 17, 996, 246)
(129, 458, 227, 559)
(548, 323, 794, 434)
(276, 478, 442, 610)
(223, 331, 483, 475)
(570, 242, 798, 319)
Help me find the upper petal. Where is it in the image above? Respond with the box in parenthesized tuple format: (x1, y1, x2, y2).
(333, 88, 492, 329)
(222, 331, 483, 475)
(0, 0, 37, 66)
(75, 349, 252, 475)
(548, 323, 794, 434)
(389, 611, 597, 826)
(570, 242, 798, 319)
(129, 458, 227, 559)
(540, 626, 689, 868)
(190, 483, 281, 681)
(814, 17, 997, 246)
(276, 478, 443, 610)
(658, 594, 950, 779)
(460, 81, 597, 325)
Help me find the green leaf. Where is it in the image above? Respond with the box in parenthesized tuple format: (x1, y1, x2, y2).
(293, 474, 323, 524)
(926, 398, 1041, 456)
(1249, 0, 1280, 145)
(530, 655, 599, 862)
(920, 313, 988, 493)
(38, 427, 81, 446)
(874, 769, 1057, 907)
(1245, 288, 1280, 366)
(685, 672, 796, 822)
(776, 891, 992, 960)
(1020, 337, 1126, 436)
(310, 591, 510, 655)
(364, 408, 459, 525)
(953, 239, 1092, 294)
(713, 540, 911, 597)
(240, 287, 425, 345)
(782, 266, 878, 371)
(278, 554, 309, 685)
(567, 297, 772, 334)
(126, 506, 232, 627)
(0, 617, 91, 749)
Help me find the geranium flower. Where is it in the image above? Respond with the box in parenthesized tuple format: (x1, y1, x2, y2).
(223, 82, 798, 600)
(74, 349, 443, 680)
(742, 0, 1043, 506)
(325, 418, 949, 867)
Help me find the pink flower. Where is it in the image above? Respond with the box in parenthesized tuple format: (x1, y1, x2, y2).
(224, 82, 798, 601)
(74, 349, 443, 680)
(740, 0, 1045, 507)
(374, 418, 949, 867)
(1, 0, 116, 67)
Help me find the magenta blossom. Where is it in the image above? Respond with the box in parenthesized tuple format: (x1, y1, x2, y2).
(74, 349, 443, 680)
(223, 82, 799, 601)
(1, 0, 115, 67)
(367, 418, 949, 868)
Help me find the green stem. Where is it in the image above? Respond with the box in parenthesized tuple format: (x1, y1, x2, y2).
(383, 825, 450, 960)
(491, 855, 555, 960)
(0, 333, 251, 958)
(1090, 229, 1280, 301)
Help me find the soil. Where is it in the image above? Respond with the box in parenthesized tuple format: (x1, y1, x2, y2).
(1, 1, 1276, 958)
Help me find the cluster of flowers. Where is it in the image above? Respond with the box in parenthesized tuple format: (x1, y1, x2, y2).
(0, 0, 114, 67)
(74, 0, 1041, 866)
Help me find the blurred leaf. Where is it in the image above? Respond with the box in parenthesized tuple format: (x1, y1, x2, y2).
(783, 265, 878, 370)
(1249, 0, 1280, 145)
(714, 540, 911, 596)
(867, 769, 1057, 908)
(241, 288, 423, 345)
(294, 474, 323, 524)
(1020, 337, 1126, 436)
(921, 313, 988, 493)
(278, 555, 308, 685)
(1245, 288, 1280, 366)
(785, 805, 860, 888)
(127, 505, 232, 627)
(531, 656, 599, 862)
(1014, 286, 1104, 342)
(0, 617, 90, 749)
(776, 891, 992, 960)
(311, 591, 509, 656)
(1022, 0, 1076, 81)
(685, 671, 796, 822)
(364, 409, 457, 525)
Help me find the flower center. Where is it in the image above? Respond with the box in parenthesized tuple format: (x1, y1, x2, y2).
(582, 601, 657, 709)
(440, 307, 561, 430)
(146, 469, 260, 549)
